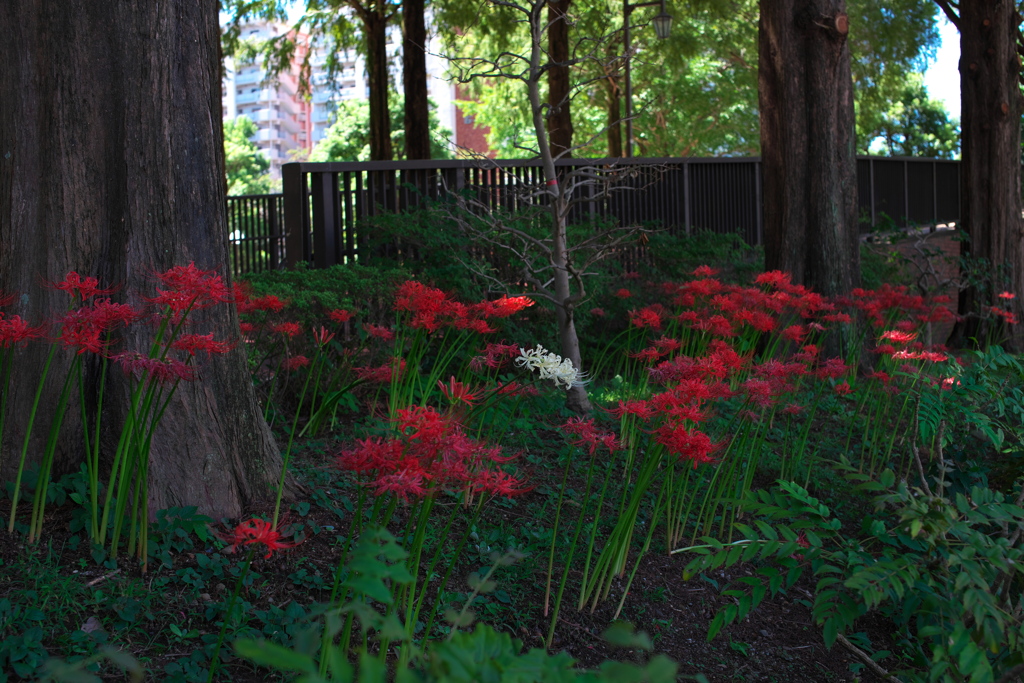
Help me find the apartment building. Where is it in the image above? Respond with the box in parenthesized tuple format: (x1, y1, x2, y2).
(222, 18, 466, 180)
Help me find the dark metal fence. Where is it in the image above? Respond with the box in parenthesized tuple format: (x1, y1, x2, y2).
(225, 193, 285, 276)
(225, 155, 962, 275)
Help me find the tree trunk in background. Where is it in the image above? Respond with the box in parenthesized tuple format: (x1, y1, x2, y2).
(759, 0, 858, 298)
(403, 0, 432, 160)
(606, 75, 623, 157)
(0, 0, 287, 518)
(548, 0, 574, 158)
(948, 0, 1024, 348)
(364, 4, 394, 161)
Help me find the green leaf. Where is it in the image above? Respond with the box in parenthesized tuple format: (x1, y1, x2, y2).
(233, 638, 317, 673)
(602, 622, 653, 651)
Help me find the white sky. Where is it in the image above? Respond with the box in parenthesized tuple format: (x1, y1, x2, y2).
(922, 14, 960, 119)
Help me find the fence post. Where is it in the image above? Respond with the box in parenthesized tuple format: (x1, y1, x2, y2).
(310, 171, 338, 268)
(282, 163, 307, 268)
(267, 194, 280, 270)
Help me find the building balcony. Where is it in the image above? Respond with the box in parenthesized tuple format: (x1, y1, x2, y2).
(234, 70, 263, 86)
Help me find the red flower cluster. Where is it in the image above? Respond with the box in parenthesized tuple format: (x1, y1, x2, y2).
(561, 417, 621, 455)
(112, 352, 196, 383)
(147, 263, 233, 320)
(51, 272, 115, 301)
(0, 313, 42, 348)
(171, 333, 232, 356)
(336, 405, 525, 501)
(470, 341, 521, 371)
(394, 281, 530, 334)
(57, 300, 141, 355)
(215, 518, 297, 558)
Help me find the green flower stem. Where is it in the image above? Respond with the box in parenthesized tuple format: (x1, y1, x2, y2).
(8, 341, 58, 533)
(29, 355, 80, 543)
(272, 345, 320, 529)
(544, 446, 576, 616)
(546, 448, 600, 648)
(207, 547, 256, 683)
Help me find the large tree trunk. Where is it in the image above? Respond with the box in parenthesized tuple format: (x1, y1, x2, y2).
(948, 0, 1024, 348)
(364, 4, 394, 161)
(0, 0, 287, 518)
(759, 0, 858, 298)
(547, 0, 574, 158)
(403, 0, 432, 160)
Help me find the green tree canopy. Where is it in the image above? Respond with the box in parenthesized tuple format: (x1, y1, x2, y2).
(310, 95, 454, 161)
(451, 0, 945, 159)
(857, 73, 959, 158)
(224, 115, 273, 195)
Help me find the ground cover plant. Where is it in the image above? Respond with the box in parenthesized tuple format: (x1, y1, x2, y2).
(1, 256, 1022, 682)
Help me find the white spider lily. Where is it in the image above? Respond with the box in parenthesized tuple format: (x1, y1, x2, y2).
(514, 345, 586, 389)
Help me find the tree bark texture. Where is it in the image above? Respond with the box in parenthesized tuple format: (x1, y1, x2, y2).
(403, 0, 432, 160)
(0, 0, 287, 518)
(547, 0, 574, 158)
(364, 4, 394, 161)
(950, 0, 1024, 348)
(759, 0, 858, 299)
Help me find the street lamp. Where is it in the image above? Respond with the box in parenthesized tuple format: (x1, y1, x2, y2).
(623, 0, 672, 157)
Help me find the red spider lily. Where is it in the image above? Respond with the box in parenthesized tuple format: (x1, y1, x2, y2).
(171, 333, 233, 356)
(590, 307, 606, 317)
(215, 518, 297, 558)
(998, 291, 1016, 300)
(328, 308, 354, 323)
(89, 300, 141, 329)
(614, 288, 632, 299)
(628, 347, 662, 363)
(991, 306, 1019, 325)
(653, 337, 682, 355)
(354, 359, 404, 383)
(252, 295, 287, 313)
(793, 344, 820, 365)
(239, 322, 256, 335)
(363, 323, 395, 341)
(0, 314, 43, 347)
(471, 469, 531, 497)
(833, 381, 853, 396)
(754, 270, 792, 289)
(816, 357, 849, 380)
(692, 265, 719, 277)
(893, 350, 949, 363)
(471, 342, 521, 371)
(606, 399, 656, 420)
(0, 291, 15, 307)
(313, 326, 335, 348)
(372, 469, 429, 502)
(491, 380, 539, 397)
(561, 416, 621, 455)
(438, 376, 482, 406)
(272, 322, 302, 337)
(782, 403, 804, 415)
(282, 355, 310, 371)
(148, 264, 232, 318)
(654, 424, 719, 468)
(112, 352, 196, 382)
(337, 405, 521, 500)
(477, 295, 535, 318)
(58, 308, 107, 355)
(454, 316, 496, 334)
(629, 306, 663, 329)
(781, 325, 806, 344)
(622, 271, 641, 280)
(50, 272, 115, 301)
(880, 329, 917, 345)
